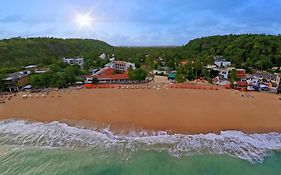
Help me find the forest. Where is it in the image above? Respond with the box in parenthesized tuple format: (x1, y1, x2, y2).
(1, 34, 281, 90)
(1, 34, 281, 72)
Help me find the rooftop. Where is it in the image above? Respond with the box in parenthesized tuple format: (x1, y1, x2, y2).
(252, 72, 277, 80)
(214, 56, 229, 62)
(3, 72, 27, 81)
(24, 65, 37, 69)
(93, 67, 129, 80)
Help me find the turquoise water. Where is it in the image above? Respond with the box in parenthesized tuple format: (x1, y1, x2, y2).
(0, 147, 281, 175)
(1, 120, 281, 175)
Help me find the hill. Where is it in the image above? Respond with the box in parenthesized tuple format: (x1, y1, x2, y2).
(184, 34, 281, 70)
(1, 34, 281, 72)
(0, 37, 113, 67)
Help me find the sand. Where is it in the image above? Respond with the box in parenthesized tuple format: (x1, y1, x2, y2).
(0, 87, 281, 134)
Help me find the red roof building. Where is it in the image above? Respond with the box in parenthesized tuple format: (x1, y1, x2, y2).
(236, 69, 246, 79)
(92, 67, 130, 83)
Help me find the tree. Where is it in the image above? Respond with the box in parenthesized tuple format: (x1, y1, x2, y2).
(175, 73, 186, 83)
(128, 68, 147, 81)
(202, 69, 210, 80)
(229, 69, 238, 85)
(0, 74, 6, 92)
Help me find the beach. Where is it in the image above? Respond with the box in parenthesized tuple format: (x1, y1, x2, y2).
(1, 86, 281, 134)
(1, 87, 281, 174)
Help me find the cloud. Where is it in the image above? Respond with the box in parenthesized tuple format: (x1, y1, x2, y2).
(0, 0, 281, 45)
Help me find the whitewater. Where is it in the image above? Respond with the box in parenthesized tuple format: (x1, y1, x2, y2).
(0, 119, 281, 164)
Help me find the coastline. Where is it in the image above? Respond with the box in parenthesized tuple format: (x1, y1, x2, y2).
(1, 87, 281, 134)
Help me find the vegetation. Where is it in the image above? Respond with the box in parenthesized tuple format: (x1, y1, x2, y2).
(184, 34, 281, 70)
(175, 73, 186, 83)
(1, 34, 281, 90)
(2, 34, 281, 72)
(29, 63, 84, 89)
(229, 69, 238, 85)
(0, 37, 113, 68)
(128, 68, 148, 81)
(0, 74, 6, 92)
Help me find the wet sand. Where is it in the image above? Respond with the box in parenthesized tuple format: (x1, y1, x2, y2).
(0, 88, 281, 134)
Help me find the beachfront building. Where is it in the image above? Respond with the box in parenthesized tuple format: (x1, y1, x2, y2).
(168, 72, 176, 81)
(246, 75, 259, 90)
(104, 61, 136, 71)
(212, 67, 235, 79)
(153, 70, 167, 76)
(252, 72, 277, 83)
(62, 57, 84, 68)
(214, 56, 231, 68)
(2, 71, 29, 91)
(236, 69, 246, 79)
(153, 67, 170, 76)
(92, 67, 130, 84)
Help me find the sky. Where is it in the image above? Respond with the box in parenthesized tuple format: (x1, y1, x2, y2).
(0, 0, 281, 46)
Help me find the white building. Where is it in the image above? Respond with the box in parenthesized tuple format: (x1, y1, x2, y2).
(214, 56, 231, 68)
(99, 53, 106, 60)
(105, 61, 136, 71)
(63, 57, 84, 68)
(110, 54, 116, 62)
(212, 67, 235, 79)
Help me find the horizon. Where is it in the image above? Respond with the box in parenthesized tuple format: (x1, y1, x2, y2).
(1, 33, 280, 48)
(1, 0, 281, 46)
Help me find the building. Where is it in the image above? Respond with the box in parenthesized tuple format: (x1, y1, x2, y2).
(99, 53, 106, 60)
(236, 69, 246, 79)
(63, 57, 84, 68)
(24, 65, 38, 74)
(153, 67, 170, 76)
(105, 61, 136, 71)
(235, 81, 248, 90)
(252, 72, 277, 83)
(24, 65, 49, 74)
(109, 54, 116, 62)
(218, 68, 229, 79)
(168, 72, 176, 81)
(212, 67, 235, 79)
(214, 56, 231, 68)
(153, 70, 167, 76)
(35, 68, 49, 74)
(246, 75, 259, 87)
(89, 68, 101, 75)
(92, 67, 130, 84)
(2, 71, 29, 91)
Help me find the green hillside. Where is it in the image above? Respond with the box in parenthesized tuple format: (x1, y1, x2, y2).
(1, 34, 281, 72)
(0, 37, 113, 67)
(184, 34, 281, 70)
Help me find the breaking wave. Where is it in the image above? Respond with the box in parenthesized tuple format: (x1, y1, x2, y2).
(0, 119, 281, 163)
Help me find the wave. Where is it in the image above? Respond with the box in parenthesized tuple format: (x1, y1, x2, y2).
(0, 119, 281, 163)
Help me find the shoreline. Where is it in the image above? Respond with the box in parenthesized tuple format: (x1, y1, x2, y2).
(1, 87, 281, 134)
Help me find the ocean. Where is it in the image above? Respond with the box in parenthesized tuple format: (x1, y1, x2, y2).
(0, 120, 281, 175)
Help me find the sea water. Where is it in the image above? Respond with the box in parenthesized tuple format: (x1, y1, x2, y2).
(0, 120, 281, 175)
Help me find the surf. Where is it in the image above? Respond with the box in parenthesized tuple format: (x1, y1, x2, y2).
(0, 119, 281, 163)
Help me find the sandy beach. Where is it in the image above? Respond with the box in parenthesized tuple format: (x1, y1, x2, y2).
(1, 86, 281, 134)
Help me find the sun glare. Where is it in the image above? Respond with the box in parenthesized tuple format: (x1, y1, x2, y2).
(76, 13, 92, 29)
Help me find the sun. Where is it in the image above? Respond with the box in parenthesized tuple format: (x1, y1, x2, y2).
(75, 13, 92, 29)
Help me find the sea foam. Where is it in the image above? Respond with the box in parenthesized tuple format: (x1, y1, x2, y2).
(0, 119, 281, 163)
